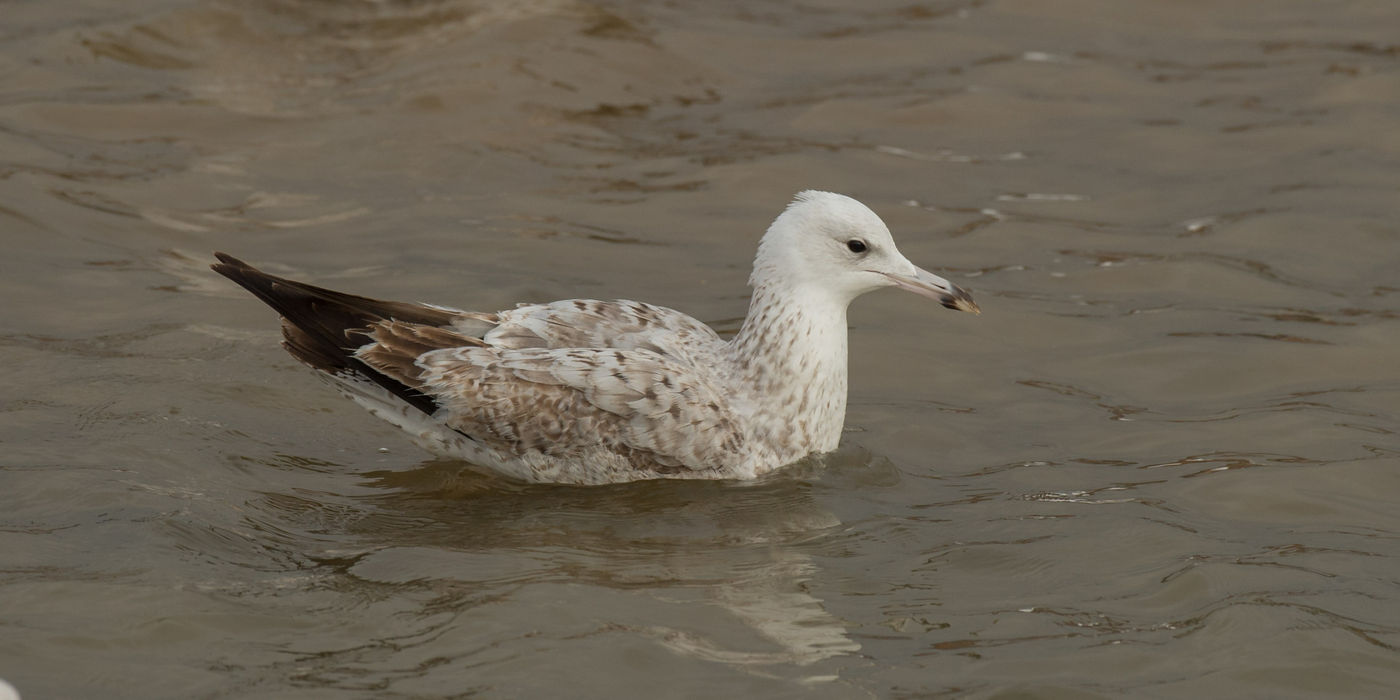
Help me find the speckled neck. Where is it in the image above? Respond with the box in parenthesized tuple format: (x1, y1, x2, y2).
(726, 281, 851, 464)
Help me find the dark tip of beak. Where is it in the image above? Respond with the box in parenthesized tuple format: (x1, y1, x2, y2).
(941, 286, 981, 314)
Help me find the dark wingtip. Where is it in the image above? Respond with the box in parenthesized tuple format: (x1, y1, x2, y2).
(211, 251, 250, 276)
(208, 253, 460, 418)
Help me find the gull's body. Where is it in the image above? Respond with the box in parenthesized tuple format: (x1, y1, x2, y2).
(213, 191, 978, 485)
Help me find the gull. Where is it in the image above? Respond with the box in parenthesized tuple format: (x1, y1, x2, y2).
(212, 191, 979, 484)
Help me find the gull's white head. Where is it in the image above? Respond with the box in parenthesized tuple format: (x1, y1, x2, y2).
(751, 191, 979, 313)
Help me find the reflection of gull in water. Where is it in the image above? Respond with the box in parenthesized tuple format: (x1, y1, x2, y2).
(317, 458, 877, 683)
(650, 539, 862, 673)
(212, 192, 977, 484)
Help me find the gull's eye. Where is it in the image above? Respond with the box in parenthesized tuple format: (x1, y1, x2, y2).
(846, 239, 868, 254)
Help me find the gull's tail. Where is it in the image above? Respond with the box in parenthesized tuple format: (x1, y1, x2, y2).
(210, 252, 456, 415)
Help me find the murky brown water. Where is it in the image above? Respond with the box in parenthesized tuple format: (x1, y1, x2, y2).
(3, 0, 1399, 696)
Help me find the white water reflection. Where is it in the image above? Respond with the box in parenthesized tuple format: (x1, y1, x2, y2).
(248, 456, 875, 687)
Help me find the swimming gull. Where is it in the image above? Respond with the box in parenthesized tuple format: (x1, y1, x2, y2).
(212, 191, 979, 484)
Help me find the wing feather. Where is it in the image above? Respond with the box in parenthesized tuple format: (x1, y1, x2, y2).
(416, 346, 745, 473)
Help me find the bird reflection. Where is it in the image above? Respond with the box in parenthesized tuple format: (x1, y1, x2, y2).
(309, 448, 881, 678)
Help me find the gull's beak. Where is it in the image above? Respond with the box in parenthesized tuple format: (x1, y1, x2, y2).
(877, 266, 981, 314)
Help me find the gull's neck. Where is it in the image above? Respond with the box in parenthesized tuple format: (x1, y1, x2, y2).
(725, 279, 851, 463)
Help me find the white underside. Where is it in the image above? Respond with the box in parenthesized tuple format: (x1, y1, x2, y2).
(323, 372, 754, 485)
